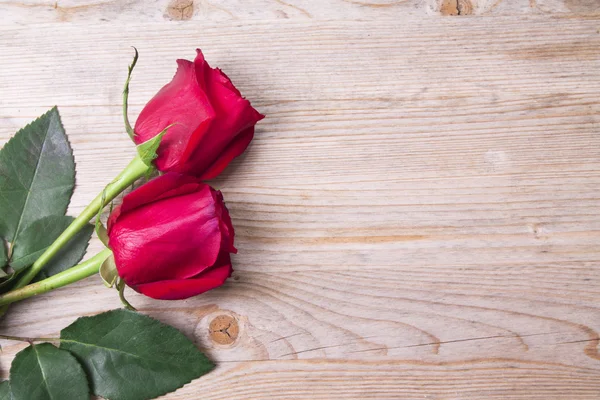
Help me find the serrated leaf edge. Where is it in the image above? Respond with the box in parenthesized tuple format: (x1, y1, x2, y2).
(60, 309, 215, 399)
(10, 343, 90, 400)
(0, 107, 75, 246)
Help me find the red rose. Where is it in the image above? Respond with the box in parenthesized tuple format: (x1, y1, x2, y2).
(134, 49, 264, 179)
(107, 173, 236, 300)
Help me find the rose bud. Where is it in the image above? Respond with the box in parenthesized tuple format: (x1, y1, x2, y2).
(134, 49, 264, 179)
(107, 173, 236, 300)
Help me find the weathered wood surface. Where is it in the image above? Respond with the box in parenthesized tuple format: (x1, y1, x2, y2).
(0, 15, 600, 400)
(0, 0, 599, 20)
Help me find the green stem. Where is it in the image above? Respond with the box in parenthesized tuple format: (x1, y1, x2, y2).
(0, 155, 150, 315)
(0, 334, 59, 343)
(0, 249, 112, 307)
(123, 47, 139, 140)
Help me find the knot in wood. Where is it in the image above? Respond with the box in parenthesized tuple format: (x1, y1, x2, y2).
(209, 315, 239, 345)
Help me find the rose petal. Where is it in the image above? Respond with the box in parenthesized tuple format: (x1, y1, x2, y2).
(211, 190, 236, 253)
(134, 261, 233, 300)
(116, 173, 203, 216)
(177, 52, 264, 177)
(134, 59, 216, 171)
(109, 182, 224, 285)
(106, 203, 123, 236)
(198, 126, 255, 180)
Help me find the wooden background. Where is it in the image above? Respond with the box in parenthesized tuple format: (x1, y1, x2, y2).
(1, 1, 600, 399)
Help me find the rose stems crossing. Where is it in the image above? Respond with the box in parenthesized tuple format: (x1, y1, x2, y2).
(0, 249, 113, 307)
(0, 156, 150, 315)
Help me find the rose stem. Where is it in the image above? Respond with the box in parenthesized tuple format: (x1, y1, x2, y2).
(0, 156, 150, 315)
(0, 334, 59, 343)
(0, 249, 113, 307)
(0, 50, 145, 315)
(123, 47, 138, 140)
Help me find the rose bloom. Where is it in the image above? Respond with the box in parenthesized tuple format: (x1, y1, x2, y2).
(134, 49, 264, 179)
(107, 173, 236, 300)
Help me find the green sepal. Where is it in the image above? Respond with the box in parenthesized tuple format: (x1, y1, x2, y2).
(100, 254, 118, 288)
(136, 125, 172, 167)
(117, 278, 136, 311)
(94, 187, 110, 247)
(96, 222, 110, 247)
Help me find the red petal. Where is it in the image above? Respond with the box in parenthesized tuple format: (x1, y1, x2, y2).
(106, 204, 123, 235)
(198, 126, 255, 180)
(118, 173, 202, 215)
(109, 178, 225, 285)
(180, 55, 264, 177)
(134, 262, 233, 300)
(211, 189, 236, 253)
(134, 59, 216, 172)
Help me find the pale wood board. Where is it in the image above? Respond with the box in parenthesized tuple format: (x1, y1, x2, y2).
(0, 13, 600, 400)
(1, 0, 599, 19)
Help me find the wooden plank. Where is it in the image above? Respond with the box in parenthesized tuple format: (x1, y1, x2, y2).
(0, 17, 599, 399)
(0, 0, 599, 21)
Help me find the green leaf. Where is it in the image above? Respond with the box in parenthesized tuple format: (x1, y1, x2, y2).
(36, 224, 94, 281)
(0, 381, 10, 400)
(0, 240, 6, 268)
(0, 239, 7, 284)
(8, 216, 93, 278)
(10, 343, 89, 400)
(0, 270, 21, 292)
(0, 107, 75, 245)
(60, 309, 215, 400)
(9, 216, 72, 271)
(136, 125, 171, 167)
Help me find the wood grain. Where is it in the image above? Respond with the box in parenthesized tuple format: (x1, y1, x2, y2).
(0, 16, 599, 399)
(0, 0, 599, 21)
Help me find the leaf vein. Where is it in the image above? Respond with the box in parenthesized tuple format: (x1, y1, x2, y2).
(11, 120, 50, 245)
(32, 346, 54, 400)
